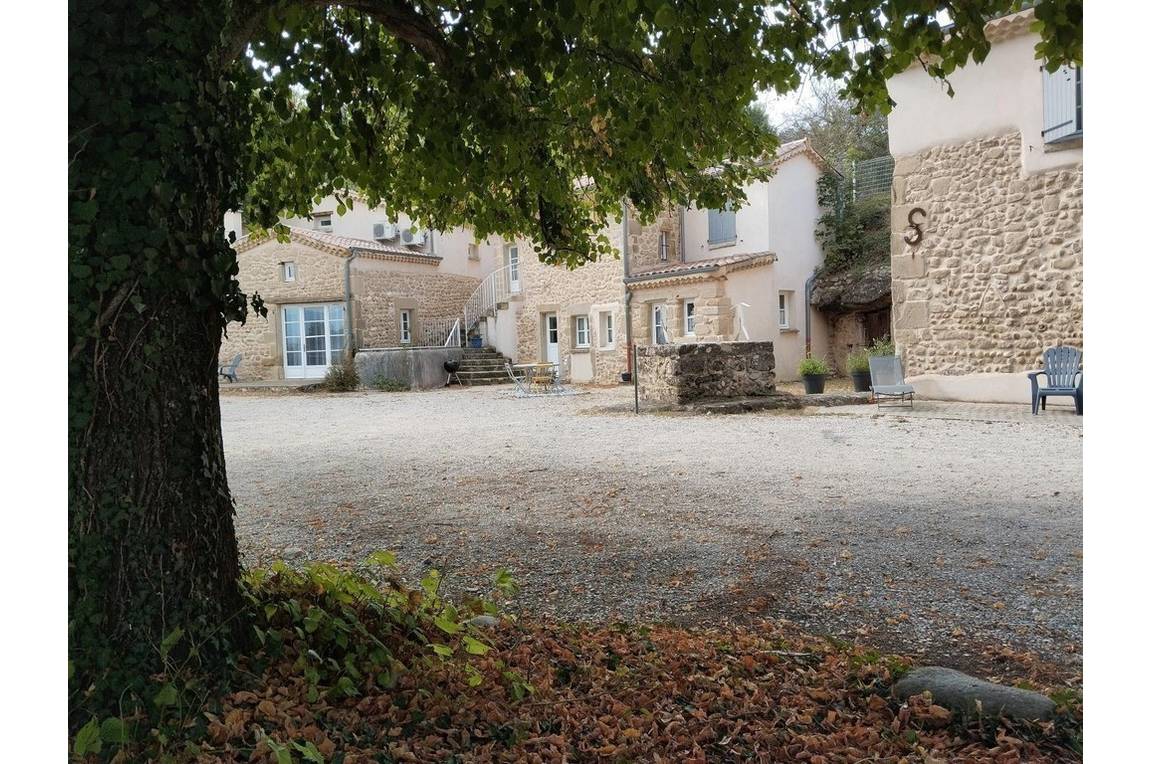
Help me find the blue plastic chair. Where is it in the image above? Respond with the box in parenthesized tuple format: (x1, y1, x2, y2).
(1028, 347, 1082, 415)
(218, 353, 242, 383)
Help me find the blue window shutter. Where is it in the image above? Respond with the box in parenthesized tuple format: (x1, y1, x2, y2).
(1042, 65, 1081, 143)
(708, 206, 736, 244)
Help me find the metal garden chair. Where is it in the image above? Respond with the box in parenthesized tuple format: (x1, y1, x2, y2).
(869, 355, 914, 409)
(218, 353, 242, 383)
(1028, 346, 1083, 415)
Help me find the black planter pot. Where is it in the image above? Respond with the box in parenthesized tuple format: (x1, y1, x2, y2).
(802, 374, 826, 394)
(620, 372, 632, 383)
(850, 370, 872, 392)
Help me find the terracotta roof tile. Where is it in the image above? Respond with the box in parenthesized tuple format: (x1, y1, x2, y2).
(625, 251, 775, 284)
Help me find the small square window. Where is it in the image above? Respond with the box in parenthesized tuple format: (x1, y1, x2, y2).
(599, 312, 615, 348)
(281, 261, 296, 282)
(684, 300, 696, 336)
(574, 315, 590, 348)
(313, 212, 333, 231)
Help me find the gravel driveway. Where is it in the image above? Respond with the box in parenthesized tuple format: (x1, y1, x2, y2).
(222, 387, 1082, 676)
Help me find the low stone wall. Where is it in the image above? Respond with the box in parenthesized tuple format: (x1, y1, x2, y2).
(635, 341, 775, 404)
(356, 347, 463, 390)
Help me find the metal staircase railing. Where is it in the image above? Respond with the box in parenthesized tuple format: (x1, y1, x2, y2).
(462, 263, 515, 342)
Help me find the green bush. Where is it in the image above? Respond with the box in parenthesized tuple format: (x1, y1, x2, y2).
(324, 350, 360, 391)
(846, 348, 871, 373)
(868, 336, 896, 357)
(371, 373, 410, 392)
(798, 356, 831, 376)
(815, 173, 891, 273)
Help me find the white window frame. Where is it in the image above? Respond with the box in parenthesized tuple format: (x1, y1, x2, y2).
(312, 212, 333, 231)
(659, 231, 669, 261)
(652, 303, 668, 345)
(778, 291, 791, 329)
(281, 261, 296, 282)
(574, 315, 590, 348)
(684, 299, 696, 336)
(599, 311, 615, 348)
(1041, 64, 1083, 144)
(505, 244, 521, 292)
(399, 309, 412, 344)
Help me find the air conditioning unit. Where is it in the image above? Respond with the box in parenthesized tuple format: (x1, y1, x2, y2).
(401, 228, 426, 246)
(373, 222, 398, 241)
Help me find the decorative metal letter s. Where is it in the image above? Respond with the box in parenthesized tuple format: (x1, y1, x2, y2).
(903, 207, 926, 246)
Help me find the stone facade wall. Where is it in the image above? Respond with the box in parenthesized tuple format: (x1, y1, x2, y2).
(220, 240, 348, 381)
(630, 280, 732, 346)
(513, 220, 630, 386)
(635, 341, 776, 404)
(891, 131, 1082, 376)
(219, 238, 478, 381)
(354, 266, 479, 348)
(628, 208, 682, 272)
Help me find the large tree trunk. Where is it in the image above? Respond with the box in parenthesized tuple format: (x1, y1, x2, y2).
(69, 0, 251, 721)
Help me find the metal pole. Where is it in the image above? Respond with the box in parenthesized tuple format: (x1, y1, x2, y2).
(632, 342, 639, 414)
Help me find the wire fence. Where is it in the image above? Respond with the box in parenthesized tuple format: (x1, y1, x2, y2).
(851, 155, 895, 201)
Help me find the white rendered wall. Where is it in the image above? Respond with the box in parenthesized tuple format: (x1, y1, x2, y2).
(887, 29, 1082, 174)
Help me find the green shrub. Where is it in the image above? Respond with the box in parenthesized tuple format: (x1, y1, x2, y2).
(798, 356, 831, 376)
(868, 336, 895, 356)
(371, 373, 410, 392)
(324, 349, 360, 391)
(846, 348, 871, 373)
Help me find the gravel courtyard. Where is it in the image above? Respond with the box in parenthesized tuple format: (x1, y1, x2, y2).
(222, 387, 1082, 676)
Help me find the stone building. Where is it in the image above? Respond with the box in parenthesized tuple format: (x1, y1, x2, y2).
(220, 196, 496, 381)
(480, 139, 834, 383)
(886, 7, 1083, 403)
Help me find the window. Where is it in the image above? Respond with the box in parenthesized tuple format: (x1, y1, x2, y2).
(1042, 65, 1082, 143)
(399, 309, 412, 344)
(652, 304, 668, 345)
(684, 300, 696, 336)
(778, 291, 792, 329)
(506, 244, 520, 291)
(659, 231, 670, 261)
(312, 212, 333, 231)
(468, 242, 480, 261)
(707, 205, 736, 245)
(574, 315, 590, 348)
(281, 261, 296, 282)
(599, 312, 615, 348)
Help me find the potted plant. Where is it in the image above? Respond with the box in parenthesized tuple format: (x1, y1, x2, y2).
(797, 356, 831, 394)
(869, 336, 896, 358)
(847, 348, 871, 392)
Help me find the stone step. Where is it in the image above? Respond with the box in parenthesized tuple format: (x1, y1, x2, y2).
(457, 369, 510, 382)
(459, 377, 512, 386)
(456, 361, 508, 371)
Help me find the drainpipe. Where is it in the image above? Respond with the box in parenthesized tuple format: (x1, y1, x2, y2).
(677, 205, 685, 260)
(621, 201, 639, 413)
(804, 273, 816, 357)
(345, 249, 361, 352)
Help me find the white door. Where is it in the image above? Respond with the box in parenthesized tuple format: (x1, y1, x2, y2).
(544, 313, 559, 364)
(283, 303, 346, 379)
(506, 245, 521, 293)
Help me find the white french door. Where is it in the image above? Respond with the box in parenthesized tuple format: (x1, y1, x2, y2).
(282, 303, 346, 379)
(544, 313, 559, 364)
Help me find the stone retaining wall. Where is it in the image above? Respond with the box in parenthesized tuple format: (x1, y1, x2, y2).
(635, 341, 775, 404)
(356, 347, 463, 391)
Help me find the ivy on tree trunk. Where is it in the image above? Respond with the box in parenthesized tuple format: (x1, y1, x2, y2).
(69, 0, 253, 720)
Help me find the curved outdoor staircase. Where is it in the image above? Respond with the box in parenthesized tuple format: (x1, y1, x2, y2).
(454, 348, 513, 386)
